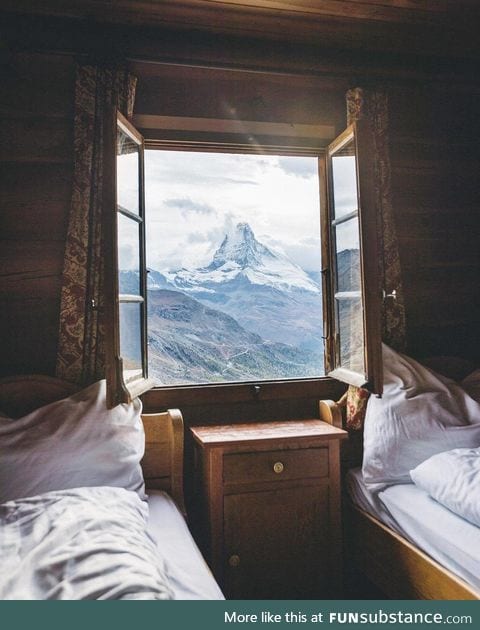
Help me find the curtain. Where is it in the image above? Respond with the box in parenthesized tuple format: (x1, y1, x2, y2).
(56, 64, 137, 385)
(344, 87, 406, 429)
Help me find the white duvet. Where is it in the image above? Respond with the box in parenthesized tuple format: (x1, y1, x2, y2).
(0, 486, 173, 600)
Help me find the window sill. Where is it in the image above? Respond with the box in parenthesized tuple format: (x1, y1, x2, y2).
(141, 377, 346, 412)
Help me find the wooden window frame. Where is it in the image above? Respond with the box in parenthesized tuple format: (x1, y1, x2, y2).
(321, 121, 383, 395)
(104, 118, 382, 407)
(104, 109, 154, 407)
(141, 139, 335, 409)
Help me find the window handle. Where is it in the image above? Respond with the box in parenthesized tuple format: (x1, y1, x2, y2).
(382, 289, 397, 301)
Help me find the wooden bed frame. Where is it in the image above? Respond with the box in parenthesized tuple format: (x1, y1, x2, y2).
(0, 374, 185, 514)
(319, 398, 480, 601)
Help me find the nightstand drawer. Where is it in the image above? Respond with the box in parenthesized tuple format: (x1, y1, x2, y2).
(223, 447, 328, 484)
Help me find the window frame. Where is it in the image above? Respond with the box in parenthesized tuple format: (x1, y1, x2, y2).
(104, 118, 382, 407)
(104, 109, 154, 407)
(142, 140, 332, 404)
(321, 121, 383, 394)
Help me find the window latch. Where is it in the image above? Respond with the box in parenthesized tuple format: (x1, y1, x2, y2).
(90, 298, 104, 312)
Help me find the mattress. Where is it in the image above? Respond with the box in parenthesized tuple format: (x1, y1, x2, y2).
(346, 468, 480, 591)
(147, 491, 224, 600)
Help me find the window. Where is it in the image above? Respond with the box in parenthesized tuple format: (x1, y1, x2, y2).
(104, 111, 153, 407)
(144, 150, 324, 387)
(104, 111, 382, 404)
(322, 123, 383, 394)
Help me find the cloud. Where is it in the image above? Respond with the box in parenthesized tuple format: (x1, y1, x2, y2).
(118, 243, 136, 271)
(187, 231, 210, 244)
(146, 150, 259, 187)
(223, 177, 259, 186)
(164, 197, 216, 216)
(145, 149, 322, 272)
(278, 157, 317, 179)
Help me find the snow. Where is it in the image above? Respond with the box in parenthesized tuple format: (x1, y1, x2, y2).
(169, 222, 320, 294)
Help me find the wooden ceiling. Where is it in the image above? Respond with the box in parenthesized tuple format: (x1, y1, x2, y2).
(2, 0, 480, 60)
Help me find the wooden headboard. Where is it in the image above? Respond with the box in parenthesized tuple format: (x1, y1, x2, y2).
(0, 375, 185, 513)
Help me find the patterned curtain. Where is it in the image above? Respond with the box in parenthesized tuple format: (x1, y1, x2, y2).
(56, 64, 137, 385)
(344, 87, 406, 429)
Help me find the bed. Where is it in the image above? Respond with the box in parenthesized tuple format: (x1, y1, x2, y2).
(319, 345, 480, 600)
(0, 375, 224, 600)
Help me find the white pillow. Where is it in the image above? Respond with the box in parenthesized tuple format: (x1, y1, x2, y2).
(462, 369, 480, 404)
(362, 344, 480, 489)
(0, 380, 146, 503)
(410, 447, 480, 528)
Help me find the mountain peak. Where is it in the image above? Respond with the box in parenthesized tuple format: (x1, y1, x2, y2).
(236, 221, 252, 235)
(171, 221, 320, 294)
(208, 222, 272, 270)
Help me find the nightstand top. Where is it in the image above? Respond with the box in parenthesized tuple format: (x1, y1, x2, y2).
(191, 418, 347, 447)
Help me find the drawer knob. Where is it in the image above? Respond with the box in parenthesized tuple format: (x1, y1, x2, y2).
(273, 461, 284, 474)
(229, 554, 241, 567)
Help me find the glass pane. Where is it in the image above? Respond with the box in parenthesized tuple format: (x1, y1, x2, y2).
(117, 128, 139, 215)
(118, 213, 140, 295)
(119, 302, 143, 381)
(331, 140, 357, 219)
(336, 297, 365, 375)
(335, 217, 361, 293)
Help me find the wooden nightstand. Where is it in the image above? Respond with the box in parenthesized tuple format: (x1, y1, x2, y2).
(191, 417, 347, 599)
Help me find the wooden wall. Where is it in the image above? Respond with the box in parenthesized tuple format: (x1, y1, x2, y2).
(389, 85, 480, 361)
(0, 28, 479, 383)
(0, 53, 74, 377)
(132, 62, 347, 149)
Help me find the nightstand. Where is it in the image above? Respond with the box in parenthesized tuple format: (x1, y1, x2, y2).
(191, 417, 347, 599)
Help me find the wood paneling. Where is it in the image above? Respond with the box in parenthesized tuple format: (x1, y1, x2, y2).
(389, 85, 480, 361)
(0, 52, 74, 377)
(2, 1, 479, 59)
(0, 52, 75, 118)
(133, 61, 347, 149)
(0, 118, 72, 164)
(0, 164, 72, 240)
(1, 14, 479, 390)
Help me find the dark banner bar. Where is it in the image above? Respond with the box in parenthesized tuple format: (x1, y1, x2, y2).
(2, 600, 479, 630)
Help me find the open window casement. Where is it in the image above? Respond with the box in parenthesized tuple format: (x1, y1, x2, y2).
(104, 109, 154, 407)
(321, 120, 383, 395)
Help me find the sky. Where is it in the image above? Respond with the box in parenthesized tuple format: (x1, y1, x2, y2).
(143, 150, 323, 273)
(116, 148, 359, 275)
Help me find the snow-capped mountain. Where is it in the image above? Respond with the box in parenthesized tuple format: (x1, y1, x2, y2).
(119, 268, 175, 295)
(157, 222, 323, 351)
(120, 225, 362, 385)
(168, 222, 320, 294)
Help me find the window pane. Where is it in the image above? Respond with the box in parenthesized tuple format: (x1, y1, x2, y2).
(334, 217, 361, 293)
(145, 150, 324, 386)
(336, 297, 364, 375)
(118, 213, 140, 295)
(331, 141, 357, 219)
(117, 128, 139, 215)
(119, 302, 143, 380)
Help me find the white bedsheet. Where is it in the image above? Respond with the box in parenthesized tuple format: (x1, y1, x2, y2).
(0, 486, 173, 600)
(347, 468, 480, 592)
(146, 491, 224, 600)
